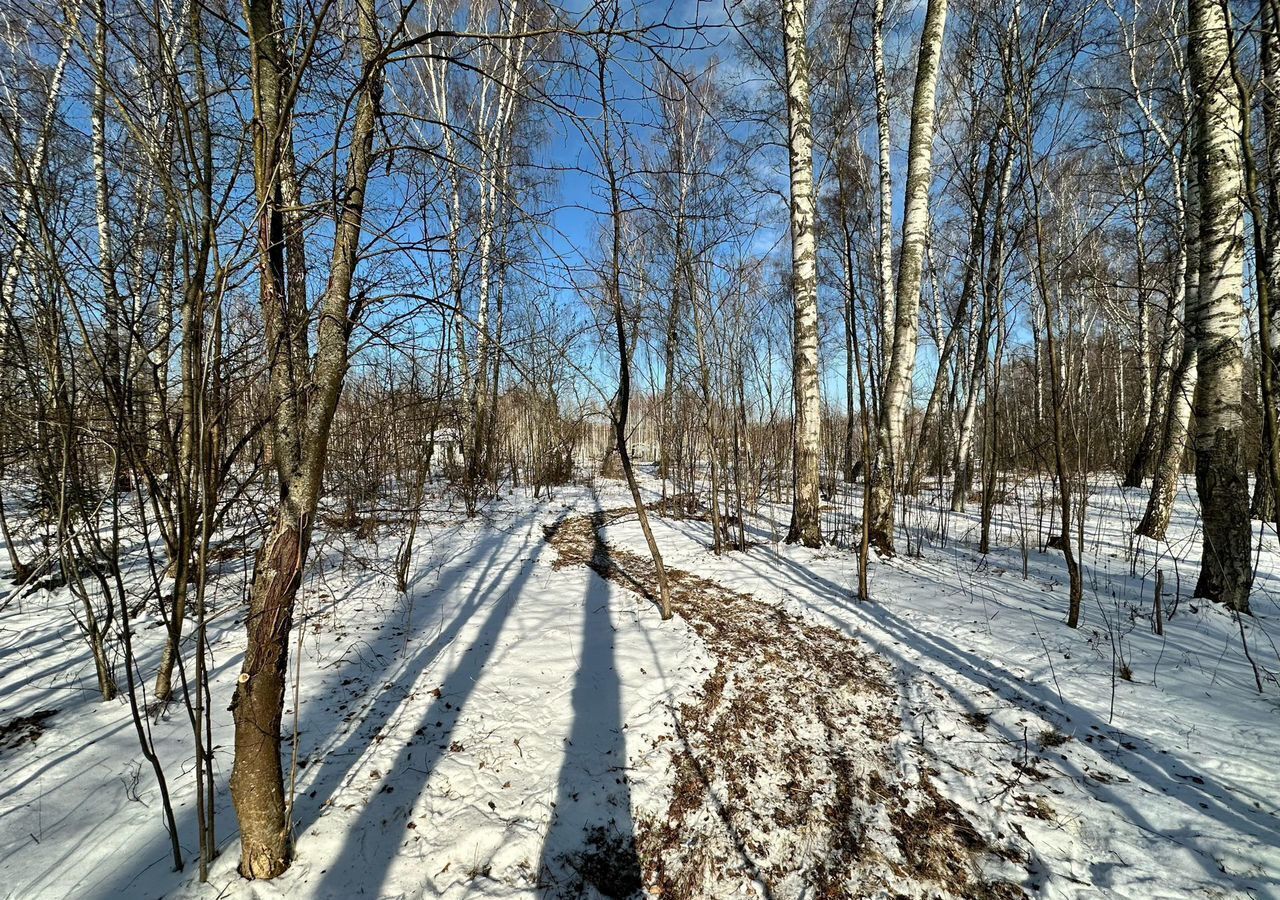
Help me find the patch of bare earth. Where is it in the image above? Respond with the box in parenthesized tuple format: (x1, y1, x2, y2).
(545, 509, 1026, 900)
(0, 708, 58, 753)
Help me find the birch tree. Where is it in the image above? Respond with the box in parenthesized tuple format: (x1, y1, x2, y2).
(0, 1, 79, 582)
(1250, 0, 1280, 522)
(866, 0, 948, 553)
(872, 0, 895, 375)
(1183, 0, 1253, 612)
(782, 0, 821, 547)
(1138, 169, 1199, 539)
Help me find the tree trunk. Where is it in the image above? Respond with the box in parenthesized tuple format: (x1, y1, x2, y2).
(841, 201, 859, 484)
(1140, 165, 1200, 540)
(1251, 0, 1280, 523)
(782, 0, 821, 547)
(1122, 184, 1164, 487)
(912, 135, 1000, 489)
(689, 259, 725, 554)
(953, 95, 1015, 515)
(229, 0, 383, 876)
(661, 275, 682, 492)
(1023, 96, 1083, 626)
(595, 43, 672, 617)
(867, 0, 948, 553)
(1186, 0, 1253, 611)
(231, 507, 307, 877)
(872, 0, 895, 375)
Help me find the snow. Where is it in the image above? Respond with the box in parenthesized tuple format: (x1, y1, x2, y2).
(0, 474, 1277, 898)
(0, 492, 707, 899)
(601, 476, 1280, 898)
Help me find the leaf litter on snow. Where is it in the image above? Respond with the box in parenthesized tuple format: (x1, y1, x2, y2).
(546, 507, 1027, 899)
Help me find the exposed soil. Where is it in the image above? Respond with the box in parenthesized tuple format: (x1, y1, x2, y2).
(0, 708, 58, 753)
(545, 508, 1026, 900)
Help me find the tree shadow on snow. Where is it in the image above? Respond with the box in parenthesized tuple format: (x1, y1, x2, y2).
(307, 527, 541, 898)
(669, 516, 1278, 894)
(82, 515, 543, 898)
(537, 525, 640, 899)
(813, 584, 1280, 894)
(875, 603, 1275, 877)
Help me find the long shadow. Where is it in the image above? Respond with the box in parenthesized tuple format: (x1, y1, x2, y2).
(0, 574, 257, 888)
(560, 509, 778, 896)
(876, 602, 1277, 806)
(846, 598, 1280, 890)
(538, 524, 638, 899)
(310, 528, 547, 898)
(737, 513, 1279, 879)
(653, 513, 1279, 891)
(79, 515, 538, 899)
(292, 527, 532, 832)
(0, 621, 67, 659)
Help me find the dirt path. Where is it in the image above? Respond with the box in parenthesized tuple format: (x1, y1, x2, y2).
(545, 508, 1025, 900)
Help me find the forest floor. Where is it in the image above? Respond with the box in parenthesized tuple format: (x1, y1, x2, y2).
(0, 473, 1277, 899)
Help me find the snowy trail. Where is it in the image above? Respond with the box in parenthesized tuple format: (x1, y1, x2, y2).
(0, 495, 708, 899)
(2, 481, 1278, 899)
(602, 482, 1280, 899)
(548, 505, 1027, 898)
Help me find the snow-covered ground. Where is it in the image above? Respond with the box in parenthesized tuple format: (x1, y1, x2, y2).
(603, 476, 1280, 898)
(0, 488, 708, 899)
(0, 474, 1277, 898)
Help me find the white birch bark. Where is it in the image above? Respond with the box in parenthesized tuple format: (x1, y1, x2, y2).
(782, 0, 821, 546)
(866, 0, 948, 552)
(1185, 0, 1253, 610)
(91, 0, 122, 379)
(1, 5, 79, 322)
(410, 16, 471, 411)
(872, 0, 895, 372)
(1120, 0, 1188, 490)
(1251, 0, 1280, 520)
(1140, 159, 1198, 539)
(468, 3, 529, 487)
(1134, 184, 1152, 431)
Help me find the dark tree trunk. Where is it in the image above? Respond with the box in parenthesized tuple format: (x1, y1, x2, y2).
(231, 510, 308, 878)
